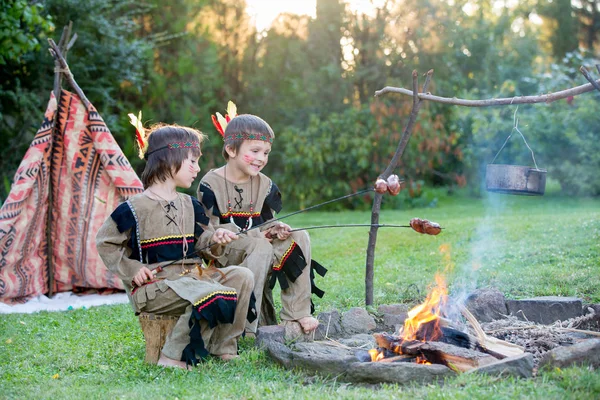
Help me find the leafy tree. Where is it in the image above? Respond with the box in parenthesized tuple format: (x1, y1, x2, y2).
(537, 0, 579, 59)
(0, 0, 54, 64)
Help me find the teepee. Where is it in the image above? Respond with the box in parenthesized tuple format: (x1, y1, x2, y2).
(0, 27, 143, 304)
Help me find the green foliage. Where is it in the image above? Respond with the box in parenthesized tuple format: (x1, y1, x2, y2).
(0, 0, 54, 64)
(276, 100, 463, 210)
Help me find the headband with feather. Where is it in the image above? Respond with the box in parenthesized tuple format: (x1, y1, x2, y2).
(128, 111, 148, 159)
(211, 101, 237, 137)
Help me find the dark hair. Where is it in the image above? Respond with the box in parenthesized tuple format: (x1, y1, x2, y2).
(141, 124, 206, 188)
(222, 114, 275, 160)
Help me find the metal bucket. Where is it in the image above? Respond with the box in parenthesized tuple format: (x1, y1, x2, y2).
(486, 164, 547, 196)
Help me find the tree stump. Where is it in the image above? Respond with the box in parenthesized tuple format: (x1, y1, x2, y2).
(138, 313, 178, 364)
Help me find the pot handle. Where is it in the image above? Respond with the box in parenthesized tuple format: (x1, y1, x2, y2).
(490, 107, 540, 170)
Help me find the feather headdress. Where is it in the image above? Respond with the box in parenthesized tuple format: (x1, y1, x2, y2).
(211, 101, 237, 137)
(128, 111, 148, 159)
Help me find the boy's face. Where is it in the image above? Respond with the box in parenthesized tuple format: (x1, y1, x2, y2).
(227, 140, 271, 177)
(173, 151, 201, 189)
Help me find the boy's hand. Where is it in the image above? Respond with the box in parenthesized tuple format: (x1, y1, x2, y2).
(269, 223, 292, 240)
(133, 267, 154, 287)
(212, 228, 237, 244)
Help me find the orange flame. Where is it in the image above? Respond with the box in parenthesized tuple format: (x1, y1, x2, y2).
(401, 273, 448, 341)
(368, 348, 384, 362)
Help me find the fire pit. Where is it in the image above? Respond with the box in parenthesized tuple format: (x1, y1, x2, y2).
(257, 284, 600, 385)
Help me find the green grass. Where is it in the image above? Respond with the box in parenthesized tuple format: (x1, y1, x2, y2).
(1, 191, 600, 399)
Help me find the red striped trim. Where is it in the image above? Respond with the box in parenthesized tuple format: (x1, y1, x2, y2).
(141, 238, 194, 249)
(273, 241, 297, 271)
(196, 295, 238, 311)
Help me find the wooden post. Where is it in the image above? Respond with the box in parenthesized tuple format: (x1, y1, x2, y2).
(364, 70, 433, 305)
(47, 23, 73, 297)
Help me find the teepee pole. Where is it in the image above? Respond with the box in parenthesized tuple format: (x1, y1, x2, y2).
(47, 23, 75, 297)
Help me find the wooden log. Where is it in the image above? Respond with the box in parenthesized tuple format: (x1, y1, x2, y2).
(373, 333, 499, 372)
(138, 313, 178, 364)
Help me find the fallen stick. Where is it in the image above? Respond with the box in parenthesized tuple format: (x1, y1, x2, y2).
(460, 306, 525, 358)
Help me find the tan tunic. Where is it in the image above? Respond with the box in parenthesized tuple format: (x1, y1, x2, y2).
(198, 169, 325, 330)
(96, 192, 253, 363)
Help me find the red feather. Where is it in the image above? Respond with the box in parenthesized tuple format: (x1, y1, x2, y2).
(135, 129, 145, 150)
(212, 115, 224, 136)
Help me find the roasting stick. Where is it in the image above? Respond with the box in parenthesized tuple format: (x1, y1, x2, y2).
(150, 187, 376, 273)
(460, 305, 525, 357)
(289, 224, 413, 232)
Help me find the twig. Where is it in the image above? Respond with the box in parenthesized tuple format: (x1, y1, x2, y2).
(558, 327, 600, 337)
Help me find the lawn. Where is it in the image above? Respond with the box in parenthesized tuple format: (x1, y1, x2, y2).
(1, 190, 599, 399)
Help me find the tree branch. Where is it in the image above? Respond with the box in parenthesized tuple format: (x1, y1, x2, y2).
(374, 72, 600, 106)
(580, 66, 600, 92)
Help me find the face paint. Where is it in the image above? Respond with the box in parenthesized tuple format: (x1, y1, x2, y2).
(243, 154, 254, 164)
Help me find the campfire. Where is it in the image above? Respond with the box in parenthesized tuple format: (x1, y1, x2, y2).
(368, 273, 525, 372)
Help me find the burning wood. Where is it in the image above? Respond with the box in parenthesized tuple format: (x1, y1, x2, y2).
(373, 333, 498, 372)
(368, 273, 524, 371)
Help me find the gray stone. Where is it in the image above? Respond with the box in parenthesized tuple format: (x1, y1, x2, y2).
(293, 342, 357, 358)
(341, 307, 377, 334)
(344, 361, 455, 384)
(381, 312, 407, 332)
(465, 288, 508, 322)
(264, 340, 293, 368)
(377, 304, 410, 315)
(506, 296, 583, 325)
(539, 339, 600, 369)
(255, 325, 285, 349)
(338, 334, 376, 348)
(291, 349, 359, 376)
(314, 310, 342, 340)
(467, 353, 534, 378)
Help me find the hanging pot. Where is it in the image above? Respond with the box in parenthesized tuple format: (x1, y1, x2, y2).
(486, 109, 546, 196)
(486, 164, 546, 196)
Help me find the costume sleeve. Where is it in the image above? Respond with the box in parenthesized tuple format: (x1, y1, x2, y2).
(95, 204, 144, 288)
(259, 180, 283, 232)
(191, 196, 224, 259)
(197, 181, 225, 228)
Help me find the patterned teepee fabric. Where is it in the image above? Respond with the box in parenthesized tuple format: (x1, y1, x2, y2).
(0, 90, 143, 304)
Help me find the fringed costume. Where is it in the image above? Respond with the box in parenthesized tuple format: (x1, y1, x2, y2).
(96, 193, 253, 365)
(198, 170, 326, 332)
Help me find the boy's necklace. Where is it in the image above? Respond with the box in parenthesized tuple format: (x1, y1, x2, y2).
(146, 189, 189, 258)
(223, 165, 254, 230)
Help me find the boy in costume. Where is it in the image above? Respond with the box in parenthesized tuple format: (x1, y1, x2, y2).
(96, 121, 254, 369)
(197, 103, 326, 335)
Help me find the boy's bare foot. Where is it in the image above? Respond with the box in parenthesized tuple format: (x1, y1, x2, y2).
(157, 354, 192, 370)
(297, 316, 319, 334)
(217, 354, 239, 361)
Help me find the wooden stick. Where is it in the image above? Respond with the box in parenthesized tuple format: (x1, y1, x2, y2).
(375, 75, 600, 106)
(460, 306, 524, 357)
(558, 327, 600, 337)
(48, 38, 91, 108)
(579, 66, 600, 92)
(47, 24, 74, 297)
(365, 69, 433, 306)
